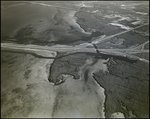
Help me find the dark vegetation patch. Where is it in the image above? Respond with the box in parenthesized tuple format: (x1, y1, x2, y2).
(48, 53, 89, 84)
(93, 59, 149, 118)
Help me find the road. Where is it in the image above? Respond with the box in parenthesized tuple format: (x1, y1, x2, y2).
(78, 23, 149, 47)
(1, 22, 149, 63)
(1, 41, 149, 63)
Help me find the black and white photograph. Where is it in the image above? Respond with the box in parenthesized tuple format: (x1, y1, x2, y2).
(1, 1, 149, 118)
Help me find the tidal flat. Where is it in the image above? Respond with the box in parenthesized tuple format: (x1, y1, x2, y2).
(1, 1, 149, 118)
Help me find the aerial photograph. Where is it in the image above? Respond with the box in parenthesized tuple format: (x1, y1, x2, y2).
(1, 1, 149, 118)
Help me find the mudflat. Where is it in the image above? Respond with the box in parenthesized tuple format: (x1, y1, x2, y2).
(1, 1, 149, 118)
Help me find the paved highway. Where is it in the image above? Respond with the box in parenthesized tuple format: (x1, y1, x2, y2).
(1, 42, 149, 63)
(1, 23, 149, 63)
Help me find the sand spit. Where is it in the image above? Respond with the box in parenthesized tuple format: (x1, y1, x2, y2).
(63, 11, 92, 35)
(108, 23, 131, 30)
(136, 12, 148, 15)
